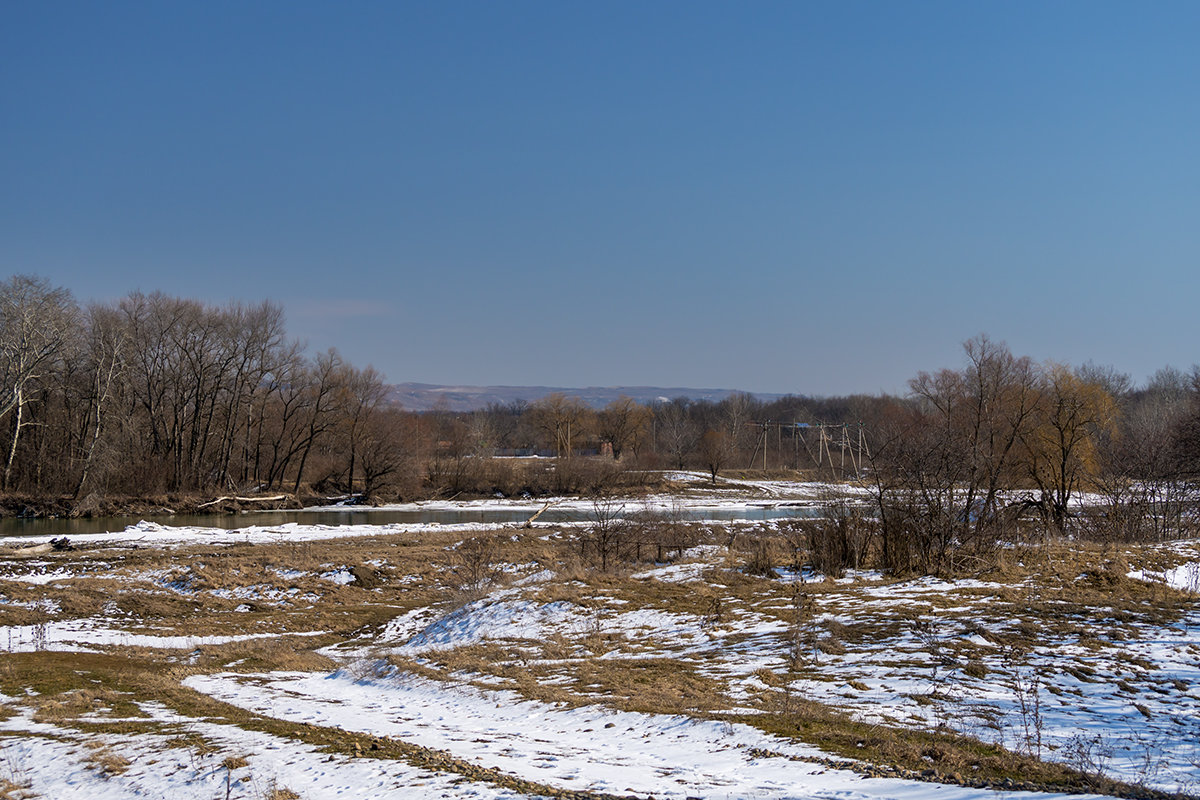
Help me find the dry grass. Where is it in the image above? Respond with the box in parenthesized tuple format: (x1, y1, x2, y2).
(188, 637, 340, 673)
(83, 745, 131, 778)
(569, 657, 727, 713)
(0, 519, 1194, 800)
(163, 731, 220, 754)
(525, 581, 588, 606)
(745, 701, 1122, 794)
(29, 687, 135, 723)
(222, 755, 250, 770)
(0, 777, 36, 800)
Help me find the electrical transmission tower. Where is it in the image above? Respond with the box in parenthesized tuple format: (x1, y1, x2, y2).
(748, 421, 870, 480)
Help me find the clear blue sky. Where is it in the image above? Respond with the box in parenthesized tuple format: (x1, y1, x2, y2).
(3, 2, 1198, 395)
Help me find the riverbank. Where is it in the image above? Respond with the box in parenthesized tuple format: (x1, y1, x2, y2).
(0, 491, 307, 520)
(0, 470, 847, 520)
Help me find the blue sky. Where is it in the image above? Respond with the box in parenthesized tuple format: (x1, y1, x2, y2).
(3, 2, 1198, 395)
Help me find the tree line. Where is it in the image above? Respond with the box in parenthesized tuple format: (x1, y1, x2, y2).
(0, 275, 410, 501)
(866, 335, 1200, 571)
(3, 277, 1200, 541)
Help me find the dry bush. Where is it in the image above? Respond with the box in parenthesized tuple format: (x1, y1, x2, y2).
(824, 617, 851, 641)
(413, 642, 520, 677)
(164, 732, 220, 755)
(444, 534, 506, 600)
(548, 457, 624, 495)
(754, 667, 783, 687)
(811, 502, 875, 577)
(0, 776, 35, 800)
(84, 746, 131, 778)
(50, 588, 107, 619)
(422, 453, 659, 499)
(787, 583, 820, 668)
(259, 781, 301, 800)
(743, 536, 778, 578)
(817, 635, 847, 656)
(30, 687, 124, 722)
(964, 659, 989, 679)
(0, 606, 52, 628)
(509, 670, 579, 708)
(576, 497, 636, 572)
(347, 563, 382, 589)
(625, 504, 703, 563)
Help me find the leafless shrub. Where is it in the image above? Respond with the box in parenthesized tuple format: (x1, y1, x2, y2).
(256, 778, 301, 800)
(778, 520, 809, 571)
(1061, 732, 1113, 785)
(787, 581, 819, 668)
(1002, 645, 1044, 759)
(446, 534, 505, 599)
(702, 594, 724, 628)
(744, 536, 777, 578)
(222, 755, 251, 800)
(628, 500, 699, 563)
(576, 495, 633, 571)
(808, 499, 874, 578)
(83, 745, 130, 778)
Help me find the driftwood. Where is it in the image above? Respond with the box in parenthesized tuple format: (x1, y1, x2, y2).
(8, 543, 51, 556)
(196, 494, 290, 509)
(523, 501, 557, 528)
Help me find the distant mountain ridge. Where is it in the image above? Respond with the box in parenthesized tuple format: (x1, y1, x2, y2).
(388, 383, 789, 412)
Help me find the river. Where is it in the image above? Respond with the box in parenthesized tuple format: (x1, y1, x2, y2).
(0, 502, 834, 539)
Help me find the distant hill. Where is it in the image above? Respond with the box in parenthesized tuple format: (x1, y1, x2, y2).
(388, 383, 790, 412)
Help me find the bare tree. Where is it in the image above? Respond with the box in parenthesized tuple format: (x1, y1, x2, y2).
(654, 398, 698, 470)
(291, 349, 350, 494)
(530, 393, 592, 458)
(1076, 361, 1133, 401)
(698, 429, 728, 483)
(74, 304, 129, 497)
(426, 410, 479, 495)
(597, 396, 650, 461)
(340, 364, 388, 494)
(580, 494, 630, 570)
(0, 276, 78, 489)
(718, 392, 758, 467)
(358, 408, 412, 498)
(1023, 364, 1117, 529)
(873, 336, 1043, 572)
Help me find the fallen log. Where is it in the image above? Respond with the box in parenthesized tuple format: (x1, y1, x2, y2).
(7, 543, 51, 556)
(196, 494, 291, 509)
(523, 501, 557, 528)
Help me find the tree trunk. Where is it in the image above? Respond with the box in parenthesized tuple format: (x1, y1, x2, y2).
(3, 388, 24, 490)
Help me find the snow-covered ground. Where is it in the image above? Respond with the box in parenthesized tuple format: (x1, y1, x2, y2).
(0, 518, 504, 550)
(1, 485, 1197, 799)
(0, 616, 326, 653)
(184, 668, 1114, 800)
(0, 698, 536, 800)
(307, 562, 1200, 793)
